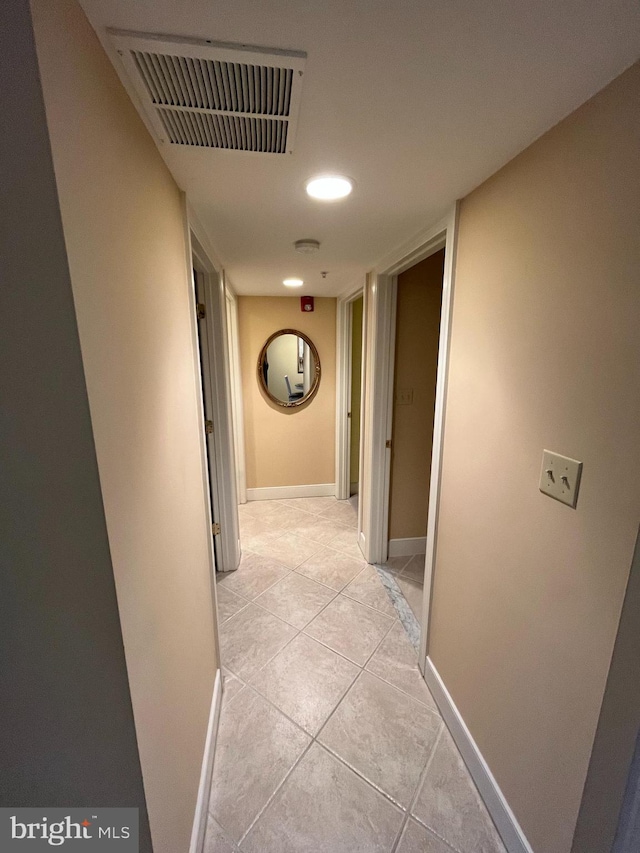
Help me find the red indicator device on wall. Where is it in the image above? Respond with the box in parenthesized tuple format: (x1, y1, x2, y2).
(301, 296, 314, 312)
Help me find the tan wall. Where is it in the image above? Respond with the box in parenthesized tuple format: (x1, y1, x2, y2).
(1, 3, 150, 845)
(238, 296, 336, 489)
(31, 2, 218, 851)
(389, 250, 444, 540)
(430, 63, 640, 853)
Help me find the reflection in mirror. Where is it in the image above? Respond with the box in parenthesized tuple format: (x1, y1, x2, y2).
(258, 329, 321, 408)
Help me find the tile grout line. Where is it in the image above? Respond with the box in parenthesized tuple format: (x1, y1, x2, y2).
(246, 536, 325, 570)
(251, 584, 342, 630)
(217, 501, 424, 850)
(230, 634, 411, 835)
(291, 566, 362, 593)
(300, 539, 369, 577)
(341, 584, 398, 618)
(390, 723, 446, 853)
(239, 719, 409, 848)
(403, 725, 469, 853)
(307, 582, 401, 620)
(360, 613, 398, 668)
(219, 561, 293, 599)
(302, 605, 397, 670)
(311, 617, 398, 742)
(317, 736, 409, 814)
(298, 625, 393, 670)
(221, 539, 399, 680)
(362, 664, 442, 719)
(235, 681, 312, 741)
(236, 736, 316, 847)
(223, 584, 393, 680)
(235, 564, 384, 700)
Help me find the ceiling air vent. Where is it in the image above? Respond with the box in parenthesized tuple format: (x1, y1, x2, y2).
(108, 30, 306, 154)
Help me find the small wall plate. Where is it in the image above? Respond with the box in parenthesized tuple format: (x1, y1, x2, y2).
(539, 450, 583, 508)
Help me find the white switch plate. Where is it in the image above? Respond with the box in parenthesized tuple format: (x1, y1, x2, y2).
(396, 388, 413, 405)
(539, 450, 583, 508)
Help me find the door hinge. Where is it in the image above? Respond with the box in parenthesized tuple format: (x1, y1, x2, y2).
(196, 303, 206, 320)
(212, 522, 221, 536)
(205, 420, 214, 435)
(385, 439, 392, 449)
(347, 411, 352, 419)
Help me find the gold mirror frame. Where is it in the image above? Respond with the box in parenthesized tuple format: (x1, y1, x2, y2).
(257, 329, 321, 408)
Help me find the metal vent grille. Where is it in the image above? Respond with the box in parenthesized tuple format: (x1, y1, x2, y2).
(133, 51, 294, 116)
(109, 31, 306, 154)
(158, 109, 288, 153)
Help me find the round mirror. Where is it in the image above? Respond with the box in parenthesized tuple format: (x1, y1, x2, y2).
(257, 329, 321, 408)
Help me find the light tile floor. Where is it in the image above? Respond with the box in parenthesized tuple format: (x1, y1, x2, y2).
(207, 497, 505, 853)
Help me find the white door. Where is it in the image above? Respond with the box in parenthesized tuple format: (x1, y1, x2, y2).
(193, 264, 240, 572)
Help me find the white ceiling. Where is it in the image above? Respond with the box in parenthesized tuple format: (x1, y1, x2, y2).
(80, 0, 640, 297)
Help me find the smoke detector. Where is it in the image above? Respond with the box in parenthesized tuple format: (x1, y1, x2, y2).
(108, 29, 306, 154)
(294, 239, 320, 254)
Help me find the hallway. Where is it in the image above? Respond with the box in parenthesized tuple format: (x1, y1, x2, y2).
(8, 3, 640, 850)
(207, 498, 505, 852)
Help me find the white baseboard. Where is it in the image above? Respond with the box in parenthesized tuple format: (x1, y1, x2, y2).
(424, 657, 534, 853)
(189, 669, 222, 853)
(388, 536, 427, 557)
(246, 483, 336, 501)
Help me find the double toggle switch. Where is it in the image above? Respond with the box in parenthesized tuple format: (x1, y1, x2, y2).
(539, 450, 583, 508)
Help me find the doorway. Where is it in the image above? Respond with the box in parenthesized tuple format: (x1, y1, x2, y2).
(193, 264, 219, 565)
(359, 204, 459, 669)
(387, 250, 445, 624)
(336, 286, 366, 550)
(349, 296, 364, 499)
(191, 237, 240, 574)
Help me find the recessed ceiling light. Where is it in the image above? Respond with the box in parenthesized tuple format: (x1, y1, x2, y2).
(283, 278, 304, 287)
(306, 175, 353, 201)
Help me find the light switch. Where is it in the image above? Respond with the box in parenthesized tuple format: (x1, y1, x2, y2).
(539, 450, 583, 508)
(396, 388, 413, 405)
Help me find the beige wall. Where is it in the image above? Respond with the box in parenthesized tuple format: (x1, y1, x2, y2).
(430, 63, 640, 853)
(1, 3, 150, 845)
(238, 296, 336, 489)
(389, 250, 444, 540)
(31, 2, 219, 851)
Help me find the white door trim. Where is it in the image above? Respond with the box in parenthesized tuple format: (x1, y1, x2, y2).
(360, 270, 396, 564)
(246, 483, 336, 501)
(388, 537, 427, 557)
(224, 286, 247, 504)
(180, 196, 222, 656)
(360, 203, 460, 670)
(335, 285, 365, 501)
(188, 668, 222, 853)
(418, 204, 460, 669)
(188, 207, 240, 573)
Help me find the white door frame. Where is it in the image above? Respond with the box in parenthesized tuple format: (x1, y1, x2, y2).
(335, 285, 365, 501)
(187, 208, 240, 573)
(361, 203, 460, 670)
(224, 287, 247, 504)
